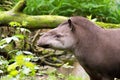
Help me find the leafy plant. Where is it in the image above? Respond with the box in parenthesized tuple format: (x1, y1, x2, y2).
(0, 21, 38, 80)
(7, 51, 38, 80)
(21, 0, 119, 23)
(1, 0, 120, 24)
(0, 0, 19, 11)
(0, 56, 9, 75)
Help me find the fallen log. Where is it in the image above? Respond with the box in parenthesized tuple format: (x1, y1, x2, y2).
(0, 0, 120, 29)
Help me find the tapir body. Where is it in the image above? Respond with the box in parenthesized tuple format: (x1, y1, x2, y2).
(37, 16, 120, 80)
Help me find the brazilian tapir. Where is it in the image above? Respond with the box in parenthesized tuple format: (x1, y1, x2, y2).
(37, 16, 120, 80)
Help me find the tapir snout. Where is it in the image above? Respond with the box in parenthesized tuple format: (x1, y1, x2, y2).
(37, 39, 51, 48)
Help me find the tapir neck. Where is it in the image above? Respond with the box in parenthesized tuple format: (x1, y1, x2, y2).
(72, 25, 104, 60)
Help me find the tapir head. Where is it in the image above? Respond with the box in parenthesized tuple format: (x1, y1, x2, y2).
(37, 19, 77, 50)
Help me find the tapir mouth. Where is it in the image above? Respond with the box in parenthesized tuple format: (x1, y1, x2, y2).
(38, 44, 51, 48)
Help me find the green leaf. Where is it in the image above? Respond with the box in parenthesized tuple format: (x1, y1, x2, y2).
(52, 57, 57, 61)
(7, 63, 18, 71)
(24, 58, 31, 62)
(42, 49, 49, 54)
(0, 62, 2, 65)
(8, 50, 19, 54)
(62, 63, 74, 68)
(22, 66, 31, 75)
(11, 36, 19, 41)
(2, 36, 19, 44)
(24, 62, 35, 69)
(22, 21, 28, 27)
(16, 51, 23, 55)
(0, 39, 6, 46)
(9, 70, 19, 77)
(15, 54, 25, 65)
(31, 57, 39, 61)
(17, 28, 31, 33)
(9, 22, 21, 27)
(4, 37, 12, 43)
(14, 35, 25, 40)
(22, 51, 33, 55)
(0, 44, 7, 49)
(0, 70, 3, 73)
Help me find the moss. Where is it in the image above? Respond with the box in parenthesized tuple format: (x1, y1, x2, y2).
(96, 22, 120, 29)
(26, 15, 68, 29)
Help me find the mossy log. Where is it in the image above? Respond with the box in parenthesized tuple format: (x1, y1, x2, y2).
(0, 0, 68, 29)
(0, 0, 120, 29)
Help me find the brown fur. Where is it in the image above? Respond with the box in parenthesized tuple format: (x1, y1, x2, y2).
(37, 16, 120, 80)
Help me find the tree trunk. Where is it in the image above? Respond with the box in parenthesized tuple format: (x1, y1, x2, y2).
(0, 0, 119, 29)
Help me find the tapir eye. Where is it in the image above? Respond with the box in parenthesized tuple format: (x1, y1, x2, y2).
(54, 34, 62, 38)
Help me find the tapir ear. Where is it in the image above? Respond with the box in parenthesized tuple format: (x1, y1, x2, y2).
(68, 19, 75, 32)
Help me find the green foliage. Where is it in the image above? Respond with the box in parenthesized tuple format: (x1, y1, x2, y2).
(1, 0, 120, 23)
(9, 22, 21, 27)
(7, 52, 38, 79)
(0, 21, 31, 52)
(0, 56, 9, 74)
(3, 1, 120, 79)
(1, 0, 120, 24)
(9, 21, 28, 28)
(0, 21, 82, 80)
(0, 0, 19, 11)
(21, 0, 120, 23)
(0, 21, 38, 80)
(43, 67, 82, 80)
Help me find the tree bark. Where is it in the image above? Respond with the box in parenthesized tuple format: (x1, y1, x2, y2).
(0, 0, 119, 29)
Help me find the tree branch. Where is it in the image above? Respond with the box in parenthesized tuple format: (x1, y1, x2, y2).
(11, 0, 26, 12)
